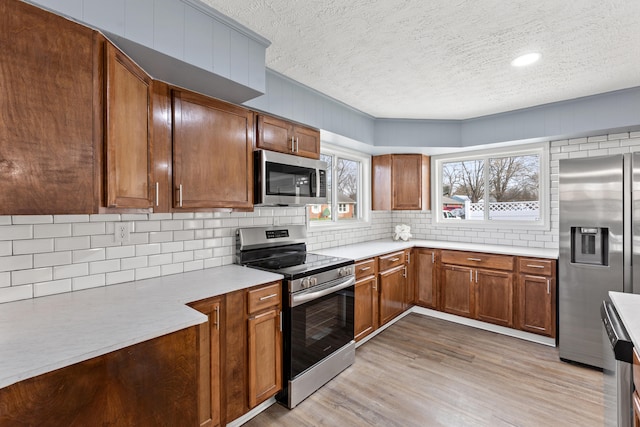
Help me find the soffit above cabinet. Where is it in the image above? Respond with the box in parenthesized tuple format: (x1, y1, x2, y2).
(24, 0, 271, 104)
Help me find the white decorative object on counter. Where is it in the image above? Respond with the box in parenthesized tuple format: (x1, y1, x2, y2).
(393, 224, 412, 241)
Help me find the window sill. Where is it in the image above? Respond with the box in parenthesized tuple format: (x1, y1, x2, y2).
(307, 220, 372, 232)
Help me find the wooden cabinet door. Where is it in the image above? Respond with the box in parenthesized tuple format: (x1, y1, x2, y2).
(355, 275, 378, 342)
(291, 125, 320, 159)
(256, 114, 291, 154)
(105, 42, 153, 209)
(415, 248, 438, 309)
(173, 90, 253, 209)
(441, 265, 474, 318)
(372, 154, 392, 210)
(190, 298, 222, 427)
(518, 274, 554, 337)
(379, 265, 406, 326)
(0, 0, 99, 214)
(404, 250, 415, 308)
(248, 308, 282, 408)
(392, 154, 429, 210)
(476, 269, 513, 328)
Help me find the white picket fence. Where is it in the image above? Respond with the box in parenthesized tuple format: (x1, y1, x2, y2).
(466, 201, 539, 221)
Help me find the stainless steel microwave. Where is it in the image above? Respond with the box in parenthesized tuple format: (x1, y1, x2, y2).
(254, 150, 327, 206)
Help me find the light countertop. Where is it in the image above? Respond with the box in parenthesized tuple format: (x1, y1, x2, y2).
(312, 239, 558, 261)
(609, 291, 640, 348)
(0, 265, 282, 389)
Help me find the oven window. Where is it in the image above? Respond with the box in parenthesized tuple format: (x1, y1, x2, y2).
(289, 286, 354, 378)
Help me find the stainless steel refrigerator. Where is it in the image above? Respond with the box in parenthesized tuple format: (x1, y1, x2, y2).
(559, 154, 638, 369)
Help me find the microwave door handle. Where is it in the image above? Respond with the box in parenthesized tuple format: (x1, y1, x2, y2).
(290, 276, 355, 307)
(311, 170, 317, 197)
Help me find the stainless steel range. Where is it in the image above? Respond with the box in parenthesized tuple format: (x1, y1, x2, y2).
(236, 225, 355, 409)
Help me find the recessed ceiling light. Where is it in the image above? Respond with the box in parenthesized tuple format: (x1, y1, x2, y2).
(511, 52, 541, 67)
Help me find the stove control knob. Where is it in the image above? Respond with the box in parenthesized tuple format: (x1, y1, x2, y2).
(339, 267, 352, 277)
(301, 278, 310, 289)
(310, 277, 317, 287)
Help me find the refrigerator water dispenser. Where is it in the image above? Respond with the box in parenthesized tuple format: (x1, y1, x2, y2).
(571, 227, 608, 266)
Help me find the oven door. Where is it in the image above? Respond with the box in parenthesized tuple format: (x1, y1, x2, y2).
(288, 276, 354, 378)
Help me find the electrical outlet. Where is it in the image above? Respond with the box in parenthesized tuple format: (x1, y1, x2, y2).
(114, 222, 131, 243)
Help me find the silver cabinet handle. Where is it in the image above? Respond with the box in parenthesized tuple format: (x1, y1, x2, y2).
(359, 266, 371, 272)
(527, 264, 545, 269)
(475, 270, 478, 283)
(178, 184, 183, 207)
(259, 293, 278, 301)
(469, 270, 473, 282)
(295, 136, 299, 153)
(214, 306, 220, 330)
(155, 182, 159, 207)
(403, 266, 407, 278)
(467, 257, 482, 262)
(547, 279, 550, 294)
(291, 136, 295, 152)
(431, 252, 435, 264)
(389, 257, 400, 262)
(279, 311, 283, 332)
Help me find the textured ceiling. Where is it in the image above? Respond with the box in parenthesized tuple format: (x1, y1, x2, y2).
(200, 0, 640, 120)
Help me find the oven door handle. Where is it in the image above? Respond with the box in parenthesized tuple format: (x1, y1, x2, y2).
(290, 276, 355, 307)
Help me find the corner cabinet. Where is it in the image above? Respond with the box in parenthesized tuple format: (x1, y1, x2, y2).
(172, 90, 254, 210)
(372, 154, 430, 211)
(517, 258, 557, 338)
(256, 114, 320, 159)
(104, 42, 154, 210)
(415, 248, 439, 310)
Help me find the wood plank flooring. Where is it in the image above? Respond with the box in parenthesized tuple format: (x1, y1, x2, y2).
(243, 313, 604, 427)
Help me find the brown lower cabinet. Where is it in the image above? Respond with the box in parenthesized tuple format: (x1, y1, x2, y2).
(378, 251, 407, 326)
(354, 258, 378, 342)
(634, 349, 640, 427)
(0, 328, 199, 426)
(413, 249, 556, 338)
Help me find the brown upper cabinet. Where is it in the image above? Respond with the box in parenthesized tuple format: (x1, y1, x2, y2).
(0, 0, 101, 215)
(372, 154, 431, 211)
(104, 42, 153, 210)
(172, 90, 254, 210)
(256, 114, 320, 159)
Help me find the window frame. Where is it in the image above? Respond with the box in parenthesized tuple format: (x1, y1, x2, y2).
(307, 142, 371, 230)
(432, 142, 550, 230)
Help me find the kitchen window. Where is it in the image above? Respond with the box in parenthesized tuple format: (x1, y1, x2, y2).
(433, 142, 549, 229)
(308, 143, 371, 228)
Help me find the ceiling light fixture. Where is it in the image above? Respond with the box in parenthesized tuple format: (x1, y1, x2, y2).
(511, 52, 541, 67)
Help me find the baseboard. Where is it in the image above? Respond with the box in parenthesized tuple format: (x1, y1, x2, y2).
(410, 306, 557, 347)
(226, 397, 276, 427)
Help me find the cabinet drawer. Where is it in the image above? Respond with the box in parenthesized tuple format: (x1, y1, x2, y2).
(247, 282, 281, 314)
(356, 258, 377, 281)
(440, 250, 514, 271)
(518, 258, 554, 276)
(378, 251, 406, 272)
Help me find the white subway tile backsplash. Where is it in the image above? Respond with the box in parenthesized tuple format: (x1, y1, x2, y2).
(149, 253, 173, 266)
(0, 284, 33, 303)
(0, 255, 32, 272)
(184, 260, 204, 272)
(12, 268, 52, 286)
(13, 239, 54, 255)
(12, 215, 53, 225)
(34, 251, 72, 268)
(195, 229, 214, 239)
(121, 256, 148, 270)
(161, 242, 184, 253)
(121, 214, 148, 221)
(0, 241, 12, 257)
(173, 230, 195, 241)
(127, 233, 149, 245)
(161, 220, 183, 231)
(34, 279, 71, 297)
(106, 270, 135, 286)
(149, 231, 173, 243)
(135, 221, 161, 232)
(0, 217, 12, 226)
(162, 263, 184, 276)
(135, 266, 161, 280)
(106, 245, 136, 259)
(148, 213, 172, 220)
(173, 251, 194, 263)
(0, 272, 10, 287)
(184, 240, 204, 251)
(73, 248, 105, 263)
(90, 235, 119, 248)
(183, 220, 203, 230)
(0, 225, 33, 240)
(90, 214, 120, 222)
(55, 236, 90, 251)
(54, 263, 89, 280)
(54, 215, 90, 223)
(204, 258, 223, 269)
(135, 243, 161, 256)
(89, 259, 121, 275)
(73, 222, 106, 236)
(72, 274, 105, 291)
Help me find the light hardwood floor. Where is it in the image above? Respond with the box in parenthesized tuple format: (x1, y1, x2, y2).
(243, 313, 604, 427)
